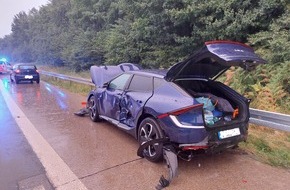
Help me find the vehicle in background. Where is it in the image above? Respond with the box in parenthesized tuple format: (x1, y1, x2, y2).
(0, 58, 12, 74)
(86, 41, 267, 162)
(10, 63, 40, 84)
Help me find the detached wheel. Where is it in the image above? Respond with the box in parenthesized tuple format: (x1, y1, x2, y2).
(88, 95, 101, 122)
(138, 117, 164, 162)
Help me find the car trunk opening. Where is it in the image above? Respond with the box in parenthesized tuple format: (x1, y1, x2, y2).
(166, 41, 266, 130)
(174, 79, 250, 130)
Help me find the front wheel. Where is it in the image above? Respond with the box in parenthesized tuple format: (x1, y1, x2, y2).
(138, 117, 164, 162)
(88, 95, 101, 122)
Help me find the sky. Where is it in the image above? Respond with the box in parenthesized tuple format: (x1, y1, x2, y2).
(0, 0, 49, 38)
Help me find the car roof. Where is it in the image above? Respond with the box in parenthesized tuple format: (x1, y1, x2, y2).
(15, 63, 36, 66)
(14, 63, 37, 67)
(126, 69, 167, 78)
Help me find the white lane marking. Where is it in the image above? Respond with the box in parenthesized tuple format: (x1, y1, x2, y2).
(0, 82, 87, 190)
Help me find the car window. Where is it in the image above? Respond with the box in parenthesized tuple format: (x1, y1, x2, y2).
(128, 75, 152, 92)
(19, 65, 36, 70)
(108, 73, 131, 90)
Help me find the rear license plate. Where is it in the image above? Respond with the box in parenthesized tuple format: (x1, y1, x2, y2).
(218, 128, 241, 139)
(25, 75, 33, 79)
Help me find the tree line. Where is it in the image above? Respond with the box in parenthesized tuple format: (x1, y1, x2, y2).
(0, 0, 289, 111)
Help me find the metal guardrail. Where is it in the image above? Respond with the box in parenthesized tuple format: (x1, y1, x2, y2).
(40, 70, 94, 86)
(40, 71, 290, 132)
(249, 109, 290, 132)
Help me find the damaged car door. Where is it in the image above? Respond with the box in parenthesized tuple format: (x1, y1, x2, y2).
(119, 74, 154, 127)
(100, 73, 131, 121)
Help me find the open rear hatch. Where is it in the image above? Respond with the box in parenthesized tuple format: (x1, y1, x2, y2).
(166, 41, 266, 130)
(165, 40, 267, 81)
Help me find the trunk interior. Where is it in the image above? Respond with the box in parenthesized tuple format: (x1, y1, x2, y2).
(174, 79, 250, 130)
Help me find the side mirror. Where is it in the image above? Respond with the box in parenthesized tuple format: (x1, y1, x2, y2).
(102, 82, 109, 88)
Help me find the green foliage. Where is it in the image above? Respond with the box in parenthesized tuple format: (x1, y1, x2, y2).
(268, 149, 290, 168)
(241, 129, 290, 168)
(251, 137, 272, 153)
(227, 8, 290, 113)
(287, 135, 290, 143)
(0, 0, 289, 110)
(0, 0, 288, 67)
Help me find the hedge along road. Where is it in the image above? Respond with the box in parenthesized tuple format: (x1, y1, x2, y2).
(0, 74, 290, 190)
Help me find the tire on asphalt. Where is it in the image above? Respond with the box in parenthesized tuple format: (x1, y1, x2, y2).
(138, 117, 165, 162)
(88, 95, 101, 122)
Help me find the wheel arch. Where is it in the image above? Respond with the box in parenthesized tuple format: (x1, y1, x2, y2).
(86, 91, 96, 106)
(136, 112, 165, 140)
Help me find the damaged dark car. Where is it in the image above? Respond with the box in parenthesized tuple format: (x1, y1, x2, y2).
(86, 41, 266, 163)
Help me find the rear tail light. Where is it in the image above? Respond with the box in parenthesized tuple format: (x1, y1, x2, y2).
(158, 104, 203, 119)
(158, 104, 204, 129)
(168, 104, 203, 116)
(36, 69, 39, 73)
(15, 69, 20, 73)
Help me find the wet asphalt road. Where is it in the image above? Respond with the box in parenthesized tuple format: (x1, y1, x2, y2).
(0, 77, 53, 190)
(0, 73, 290, 190)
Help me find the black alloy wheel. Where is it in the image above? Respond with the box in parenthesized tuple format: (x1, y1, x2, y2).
(138, 117, 164, 162)
(88, 95, 101, 122)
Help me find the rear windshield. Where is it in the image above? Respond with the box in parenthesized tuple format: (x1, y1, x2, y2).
(19, 65, 36, 70)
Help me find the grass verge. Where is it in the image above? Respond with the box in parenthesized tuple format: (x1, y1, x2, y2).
(39, 65, 91, 79)
(239, 125, 290, 168)
(41, 74, 93, 96)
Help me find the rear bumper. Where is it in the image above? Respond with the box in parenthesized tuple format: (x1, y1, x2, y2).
(160, 117, 248, 152)
(205, 123, 248, 153)
(15, 74, 39, 81)
(206, 131, 247, 153)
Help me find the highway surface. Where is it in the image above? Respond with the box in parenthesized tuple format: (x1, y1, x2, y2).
(0, 74, 290, 190)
